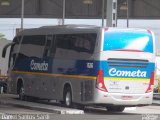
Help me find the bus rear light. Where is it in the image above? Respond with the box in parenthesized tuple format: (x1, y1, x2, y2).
(146, 86, 152, 93)
(146, 72, 154, 93)
(96, 70, 107, 92)
(150, 72, 154, 85)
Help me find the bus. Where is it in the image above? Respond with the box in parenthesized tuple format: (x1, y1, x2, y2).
(2, 25, 155, 112)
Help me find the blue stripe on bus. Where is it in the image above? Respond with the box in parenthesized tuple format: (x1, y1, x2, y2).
(13, 58, 155, 79)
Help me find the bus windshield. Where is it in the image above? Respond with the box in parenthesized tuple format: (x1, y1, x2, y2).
(103, 31, 153, 53)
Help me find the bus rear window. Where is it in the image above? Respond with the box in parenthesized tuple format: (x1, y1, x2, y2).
(103, 31, 153, 53)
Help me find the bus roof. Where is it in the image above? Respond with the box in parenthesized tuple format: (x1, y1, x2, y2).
(16, 25, 101, 36)
(16, 25, 152, 37)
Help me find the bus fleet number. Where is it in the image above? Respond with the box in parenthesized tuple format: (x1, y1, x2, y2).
(87, 62, 94, 69)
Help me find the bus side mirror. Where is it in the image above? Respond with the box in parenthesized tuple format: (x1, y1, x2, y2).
(2, 42, 15, 58)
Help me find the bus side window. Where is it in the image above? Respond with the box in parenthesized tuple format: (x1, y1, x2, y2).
(74, 33, 96, 54)
(44, 40, 51, 57)
(50, 35, 56, 58)
(44, 35, 56, 58)
(9, 36, 21, 68)
(54, 34, 75, 59)
(18, 35, 46, 60)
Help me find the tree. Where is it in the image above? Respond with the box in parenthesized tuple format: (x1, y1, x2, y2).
(0, 33, 5, 39)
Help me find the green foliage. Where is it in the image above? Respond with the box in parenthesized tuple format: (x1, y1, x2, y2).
(0, 33, 5, 39)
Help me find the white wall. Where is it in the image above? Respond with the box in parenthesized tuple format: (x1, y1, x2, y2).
(0, 39, 10, 75)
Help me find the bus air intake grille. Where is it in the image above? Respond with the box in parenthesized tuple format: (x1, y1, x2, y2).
(107, 58, 148, 68)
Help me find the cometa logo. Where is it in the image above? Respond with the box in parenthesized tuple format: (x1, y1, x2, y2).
(109, 68, 147, 78)
(30, 60, 48, 71)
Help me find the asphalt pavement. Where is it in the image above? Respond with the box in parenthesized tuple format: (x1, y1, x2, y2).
(0, 94, 160, 115)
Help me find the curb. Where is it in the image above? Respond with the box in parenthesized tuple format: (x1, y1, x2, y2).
(0, 96, 84, 114)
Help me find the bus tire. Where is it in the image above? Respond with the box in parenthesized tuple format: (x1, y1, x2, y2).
(76, 104, 85, 110)
(19, 85, 25, 101)
(106, 106, 125, 112)
(64, 87, 72, 107)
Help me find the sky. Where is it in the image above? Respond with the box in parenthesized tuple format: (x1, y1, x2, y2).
(0, 18, 160, 50)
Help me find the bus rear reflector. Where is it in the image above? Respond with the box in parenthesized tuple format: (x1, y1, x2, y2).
(96, 70, 107, 92)
(146, 72, 154, 93)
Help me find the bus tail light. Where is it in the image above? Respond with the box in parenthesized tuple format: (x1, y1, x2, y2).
(146, 72, 154, 93)
(96, 70, 107, 92)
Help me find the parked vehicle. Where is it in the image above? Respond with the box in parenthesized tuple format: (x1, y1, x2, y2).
(2, 25, 156, 112)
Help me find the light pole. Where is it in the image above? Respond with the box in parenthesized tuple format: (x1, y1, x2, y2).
(21, 0, 24, 29)
(119, 0, 129, 28)
(83, 0, 93, 18)
(127, 0, 129, 28)
(62, 0, 65, 25)
(102, 0, 105, 27)
(106, 0, 117, 27)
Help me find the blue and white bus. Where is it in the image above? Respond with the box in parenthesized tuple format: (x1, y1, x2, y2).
(2, 25, 155, 112)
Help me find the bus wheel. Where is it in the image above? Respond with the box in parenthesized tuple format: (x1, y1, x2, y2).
(76, 104, 85, 110)
(106, 106, 125, 112)
(64, 87, 72, 107)
(19, 86, 25, 101)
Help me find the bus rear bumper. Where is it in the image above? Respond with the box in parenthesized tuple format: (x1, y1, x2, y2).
(93, 91, 153, 106)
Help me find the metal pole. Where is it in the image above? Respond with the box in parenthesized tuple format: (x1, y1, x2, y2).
(106, 0, 112, 27)
(127, 0, 129, 28)
(102, 0, 105, 27)
(113, 0, 117, 27)
(21, 0, 24, 29)
(106, 0, 117, 27)
(62, 0, 66, 25)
